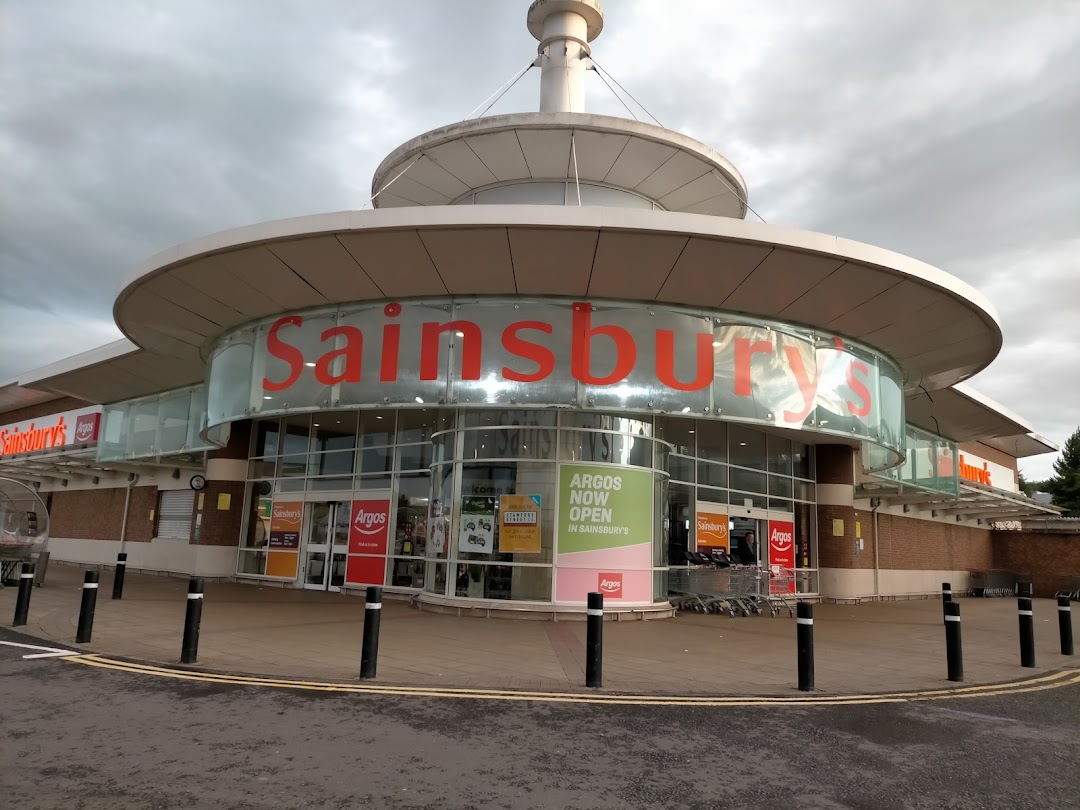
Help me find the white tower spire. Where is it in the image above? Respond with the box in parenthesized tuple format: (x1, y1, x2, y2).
(527, 0, 605, 113)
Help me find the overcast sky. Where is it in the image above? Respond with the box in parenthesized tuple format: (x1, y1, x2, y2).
(2, 1, 1078, 479)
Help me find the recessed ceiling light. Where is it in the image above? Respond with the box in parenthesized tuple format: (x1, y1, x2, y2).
(681, 406, 691, 413)
(688, 430, 695, 434)
(305, 362, 316, 367)
(712, 341, 721, 348)
(415, 397, 424, 403)
(376, 416, 383, 420)
(739, 442, 747, 446)
(263, 396, 272, 400)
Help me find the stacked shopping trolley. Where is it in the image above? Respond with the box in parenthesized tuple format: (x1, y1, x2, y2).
(669, 551, 796, 617)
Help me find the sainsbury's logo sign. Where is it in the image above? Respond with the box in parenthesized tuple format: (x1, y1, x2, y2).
(0, 406, 103, 457)
(255, 300, 877, 425)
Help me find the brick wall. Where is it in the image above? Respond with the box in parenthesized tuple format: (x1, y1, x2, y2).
(991, 532, 1080, 598)
(209, 420, 251, 461)
(47, 486, 157, 541)
(191, 480, 246, 547)
(0, 396, 93, 424)
(818, 506, 993, 572)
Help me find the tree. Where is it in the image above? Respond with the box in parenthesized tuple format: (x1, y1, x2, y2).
(1045, 426, 1080, 515)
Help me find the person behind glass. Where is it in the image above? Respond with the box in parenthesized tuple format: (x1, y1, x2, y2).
(738, 531, 758, 565)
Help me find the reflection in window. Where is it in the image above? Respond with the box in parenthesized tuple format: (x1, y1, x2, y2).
(730, 424, 767, 470)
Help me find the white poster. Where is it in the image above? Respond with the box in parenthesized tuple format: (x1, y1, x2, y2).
(458, 513, 495, 554)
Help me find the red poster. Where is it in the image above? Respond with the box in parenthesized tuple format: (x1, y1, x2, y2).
(768, 520, 796, 594)
(345, 555, 386, 587)
(349, 499, 391, 555)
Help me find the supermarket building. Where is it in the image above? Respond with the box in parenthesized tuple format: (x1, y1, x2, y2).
(0, 0, 1063, 614)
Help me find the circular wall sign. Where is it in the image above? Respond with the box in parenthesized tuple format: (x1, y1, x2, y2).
(189, 474, 207, 491)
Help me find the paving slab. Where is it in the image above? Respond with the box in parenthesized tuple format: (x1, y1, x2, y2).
(2, 564, 1075, 694)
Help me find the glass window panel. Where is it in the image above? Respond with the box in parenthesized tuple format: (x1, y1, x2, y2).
(474, 182, 566, 205)
(158, 391, 191, 453)
(128, 399, 159, 457)
(311, 413, 358, 453)
(731, 467, 768, 494)
(768, 474, 793, 499)
(462, 428, 556, 460)
(769, 499, 794, 513)
(356, 474, 393, 491)
(242, 488, 272, 549)
(792, 442, 812, 479)
(358, 446, 393, 475)
(453, 563, 552, 601)
(457, 462, 556, 564)
(280, 415, 311, 456)
(425, 561, 448, 595)
(399, 443, 433, 471)
(669, 455, 694, 483)
(729, 491, 767, 510)
(464, 409, 556, 428)
(428, 464, 455, 560)
(656, 416, 695, 456)
(308, 450, 355, 477)
(668, 482, 693, 564)
(560, 413, 653, 436)
(768, 436, 794, 475)
(697, 461, 728, 488)
(248, 459, 277, 479)
(359, 411, 395, 447)
(697, 486, 727, 507)
(394, 474, 431, 556)
(280, 454, 307, 477)
(398, 409, 443, 444)
(696, 420, 727, 462)
(308, 477, 353, 491)
(253, 419, 280, 458)
(557, 430, 654, 467)
(729, 424, 767, 470)
(795, 480, 816, 502)
(275, 479, 305, 493)
(387, 558, 425, 588)
(236, 550, 267, 576)
(577, 183, 656, 210)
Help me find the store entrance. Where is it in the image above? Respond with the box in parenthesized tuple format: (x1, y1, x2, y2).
(729, 515, 764, 566)
(301, 501, 349, 591)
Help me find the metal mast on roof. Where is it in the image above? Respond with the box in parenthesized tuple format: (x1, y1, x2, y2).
(528, 0, 605, 113)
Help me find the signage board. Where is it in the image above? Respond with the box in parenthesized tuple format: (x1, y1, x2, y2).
(498, 494, 542, 553)
(555, 464, 653, 602)
(0, 405, 103, 456)
(768, 519, 796, 594)
(695, 502, 729, 553)
(268, 502, 303, 549)
(934, 449, 1018, 492)
(348, 499, 391, 555)
(208, 298, 904, 465)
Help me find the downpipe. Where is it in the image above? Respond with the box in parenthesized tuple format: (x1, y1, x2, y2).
(118, 473, 139, 555)
(871, 497, 881, 599)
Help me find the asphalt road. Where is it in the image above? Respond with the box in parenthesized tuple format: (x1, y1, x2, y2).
(1, 628, 1078, 810)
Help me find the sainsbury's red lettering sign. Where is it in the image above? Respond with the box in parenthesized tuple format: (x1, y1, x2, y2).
(208, 298, 903, 455)
(0, 406, 103, 457)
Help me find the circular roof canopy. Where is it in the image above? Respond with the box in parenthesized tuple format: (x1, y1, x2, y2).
(113, 205, 1000, 395)
(370, 113, 749, 219)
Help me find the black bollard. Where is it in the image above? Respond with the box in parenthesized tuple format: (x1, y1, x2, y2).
(75, 570, 100, 643)
(180, 577, 204, 664)
(797, 601, 815, 692)
(1018, 581, 1033, 598)
(12, 562, 36, 627)
(1018, 596, 1036, 668)
(586, 591, 603, 688)
(945, 600, 963, 682)
(112, 552, 128, 600)
(1059, 595, 1074, 657)
(359, 586, 382, 680)
(942, 581, 953, 624)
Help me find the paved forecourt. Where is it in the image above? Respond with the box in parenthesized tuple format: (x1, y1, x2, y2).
(2, 565, 1075, 695)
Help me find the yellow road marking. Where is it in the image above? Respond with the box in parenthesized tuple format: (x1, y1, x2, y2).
(65, 655, 1080, 707)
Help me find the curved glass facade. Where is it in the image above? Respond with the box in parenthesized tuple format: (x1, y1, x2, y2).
(450, 181, 663, 210)
(208, 296, 905, 469)
(236, 408, 819, 605)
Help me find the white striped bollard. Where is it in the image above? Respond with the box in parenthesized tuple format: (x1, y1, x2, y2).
(360, 586, 382, 680)
(586, 591, 603, 688)
(941, 581, 952, 624)
(75, 570, 100, 643)
(12, 562, 35, 626)
(797, 601, 814, 691)
(1059, 595, 1074, 656)
(945, 600, 963, 682)
(180, 577, 204, 664)
(1018, 596, 1036, 668)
